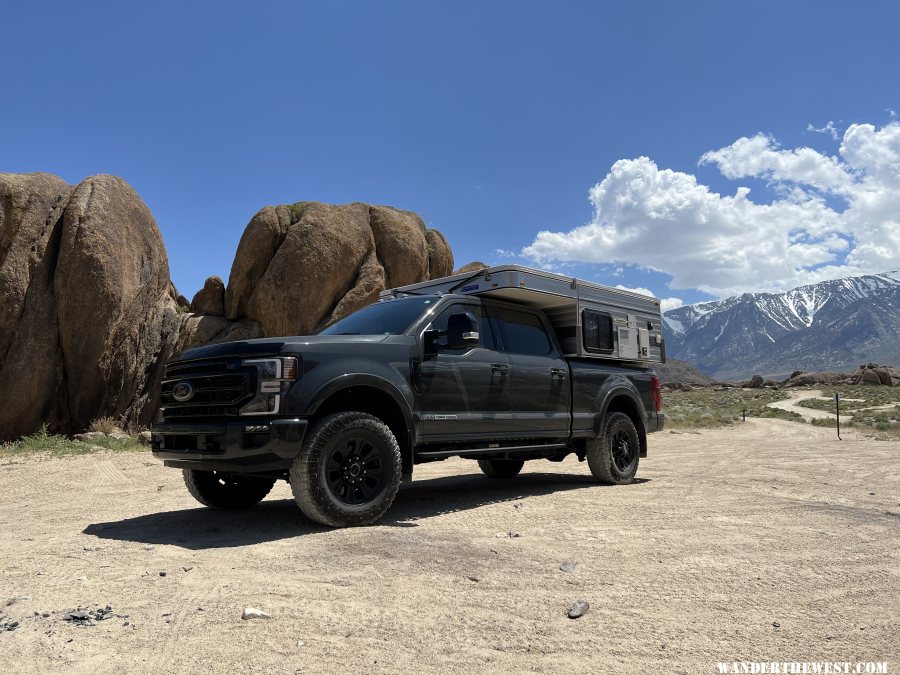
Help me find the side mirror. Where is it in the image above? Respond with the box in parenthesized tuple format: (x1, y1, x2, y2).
(423, 329, 443, 356)
(447, 312, 479, 350)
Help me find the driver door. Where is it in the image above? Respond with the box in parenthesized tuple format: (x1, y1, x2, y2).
(417, 302, 513, 443)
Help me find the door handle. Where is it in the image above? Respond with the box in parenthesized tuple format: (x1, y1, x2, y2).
(491, 363, 509, 373)
(550, 368, 567, 379)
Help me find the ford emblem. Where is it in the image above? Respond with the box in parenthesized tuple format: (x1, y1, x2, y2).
(172, 381, 194, 402)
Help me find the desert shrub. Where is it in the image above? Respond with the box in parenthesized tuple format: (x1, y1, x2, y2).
(0, 423, 144, 458)
(819, 385, 900, 407)
(89, 416, 122, 434)
(797, 397, 868, 412)
(2, 425, 89, 456)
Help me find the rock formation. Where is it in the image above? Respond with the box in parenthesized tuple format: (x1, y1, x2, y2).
(223, 201, 453, 336)
(0, 173, 453, 439)
(191, 276, 226, 316)
(453, 261, 489, 274)
(0, 173, 187, 439)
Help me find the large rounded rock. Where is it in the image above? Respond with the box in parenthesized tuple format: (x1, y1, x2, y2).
(0, 173, 72, 438)
(872, 368, 894, 387)
(860, 370, 882, 386)
(0, 173, 180, 438)
(425, 229, 454, 279)
(54, 175, 175, 429)
(191, 276, 226, 316)
(454, 261, 489, 275)
(225, 201, 453, 335)
(369, 205, 429, 288)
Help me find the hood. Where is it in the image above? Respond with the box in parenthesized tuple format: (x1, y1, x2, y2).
(173, 334, 389, 362)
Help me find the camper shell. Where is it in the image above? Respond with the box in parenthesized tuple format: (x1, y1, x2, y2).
(381, 264, 666, 364)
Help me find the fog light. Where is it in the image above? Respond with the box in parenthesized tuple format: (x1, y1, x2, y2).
(244, 425, 269, 433)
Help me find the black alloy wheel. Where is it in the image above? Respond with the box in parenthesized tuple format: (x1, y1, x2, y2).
(289, 411, 402, 527)
(324, 434, 390, 505)
(610, 425, 637, 474)
(587, 412, 640, 485)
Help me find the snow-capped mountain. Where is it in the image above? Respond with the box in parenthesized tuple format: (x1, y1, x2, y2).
(662, 272, 900, 380)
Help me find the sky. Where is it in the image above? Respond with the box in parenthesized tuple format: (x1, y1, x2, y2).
(3, 1, 899, 312)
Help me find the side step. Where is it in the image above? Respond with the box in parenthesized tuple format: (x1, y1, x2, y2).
(416, 443, 568, 460)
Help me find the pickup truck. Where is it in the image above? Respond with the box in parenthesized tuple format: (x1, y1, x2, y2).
(151, 270, 665, 527)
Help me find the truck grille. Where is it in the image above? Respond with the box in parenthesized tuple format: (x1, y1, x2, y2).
(160, 358, 255, 421)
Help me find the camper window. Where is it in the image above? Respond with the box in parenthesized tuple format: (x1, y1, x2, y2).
(582, 309, 614, 354)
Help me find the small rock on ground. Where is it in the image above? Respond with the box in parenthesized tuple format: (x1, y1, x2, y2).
(242, 607, 272, 620)
(5, 595, 32, 606)
(559, 560, 577, 573)
(567, 599, 590, 619)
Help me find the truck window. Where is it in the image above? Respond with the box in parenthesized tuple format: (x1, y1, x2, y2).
(582, 309, 614, 353)
(493, 308, 553, 356)
(427, 304, 496, 350)
(319, 296, 436, 335)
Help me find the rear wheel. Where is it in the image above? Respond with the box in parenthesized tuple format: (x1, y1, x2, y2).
(477, 458, 524, 479)
(289, 412, 402, 527)
(182, 469, 275, 509)
(587, 412, 640, 484)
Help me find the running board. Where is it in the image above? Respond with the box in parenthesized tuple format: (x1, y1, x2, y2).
(416, 443, 569, 460)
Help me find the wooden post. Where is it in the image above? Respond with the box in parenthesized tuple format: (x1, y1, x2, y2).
(835, 393, 841, 441)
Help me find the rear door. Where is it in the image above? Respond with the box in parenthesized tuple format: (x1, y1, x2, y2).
(417, 301, 513, 443)
(488, 304, 571, 440)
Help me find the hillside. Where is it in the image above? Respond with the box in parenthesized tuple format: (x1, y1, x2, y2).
(653, 359, 716, 385)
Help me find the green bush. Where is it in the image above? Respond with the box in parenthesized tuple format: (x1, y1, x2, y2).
(0, 424, 145, 457)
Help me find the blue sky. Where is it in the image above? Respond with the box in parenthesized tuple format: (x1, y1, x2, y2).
(3, 1, 899, 309)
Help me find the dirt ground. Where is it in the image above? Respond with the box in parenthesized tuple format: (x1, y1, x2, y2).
(1, 419, 898, 674)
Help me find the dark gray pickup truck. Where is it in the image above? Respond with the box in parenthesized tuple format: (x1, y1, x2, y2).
(151, 265, 665, 527)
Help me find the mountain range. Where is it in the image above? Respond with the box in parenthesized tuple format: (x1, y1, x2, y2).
(661, 272, 900, 381)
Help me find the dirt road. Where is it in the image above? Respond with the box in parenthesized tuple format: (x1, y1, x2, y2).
(1, 420, 898, 674)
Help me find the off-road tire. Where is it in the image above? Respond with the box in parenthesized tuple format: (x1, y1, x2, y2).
(182, 469, 276, 509)
(477, 458, 524, 479)
(289, 412, 402, 528)
(587, 412, 640, 485)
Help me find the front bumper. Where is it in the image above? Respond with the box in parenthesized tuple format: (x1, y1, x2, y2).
(150, 418, 308, 473)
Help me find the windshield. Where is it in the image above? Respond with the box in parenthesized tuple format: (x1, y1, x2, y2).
(318, 296, 437, 336)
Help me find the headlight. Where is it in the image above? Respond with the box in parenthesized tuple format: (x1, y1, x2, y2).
(240, 357, 299, 415)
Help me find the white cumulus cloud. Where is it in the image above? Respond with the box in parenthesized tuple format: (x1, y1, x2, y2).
(522, 122, 900, 297)
(614, 285, 683, 312)
(807, 121, 839, 140)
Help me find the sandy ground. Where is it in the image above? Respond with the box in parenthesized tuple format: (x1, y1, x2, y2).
(1, 420, 898, 674)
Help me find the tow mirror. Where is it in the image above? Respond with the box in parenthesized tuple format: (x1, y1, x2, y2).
(447, 312, 479, 349)
(423, 329, 443, 356)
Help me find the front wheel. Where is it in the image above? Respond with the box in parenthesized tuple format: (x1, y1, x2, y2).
(289, 412, 402, 527)
(587, 412, 640, 484)
(182, 469, 276, 509)
(477, 458, 524, 479)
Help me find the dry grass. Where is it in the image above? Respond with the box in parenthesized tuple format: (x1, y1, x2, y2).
(88, 416, 123, 435)
(0, 424, 145, 458)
